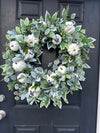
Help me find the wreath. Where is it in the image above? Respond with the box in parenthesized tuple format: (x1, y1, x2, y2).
(0, 7, 95, 108)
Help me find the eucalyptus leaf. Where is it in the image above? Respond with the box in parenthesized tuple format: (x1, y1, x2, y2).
(71, 13, 76, 19)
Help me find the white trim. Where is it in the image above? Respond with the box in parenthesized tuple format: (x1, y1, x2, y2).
(96, 66, 100, 133)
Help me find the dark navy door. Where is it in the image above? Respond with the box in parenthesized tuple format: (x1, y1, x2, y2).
(0, 0, 99, 133)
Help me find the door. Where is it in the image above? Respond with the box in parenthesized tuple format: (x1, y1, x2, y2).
(0, 0, 100, 133)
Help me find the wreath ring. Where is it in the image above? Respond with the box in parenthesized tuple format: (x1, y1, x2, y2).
(0, 7, 95, 108)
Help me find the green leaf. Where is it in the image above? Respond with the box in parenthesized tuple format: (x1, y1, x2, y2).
(47, 43, 53, 50)
(57, 99, 62, 109)
(20, 92, 27, 100)
(88, 42, 95, 48)
(45, 11, 51, 24)
(4, 77, 9, 82)
(40, 80, 48, 89)
(45, 97, 50, 108)
(15, 35, 24, 42)
(62, 91, 69, 104)
(87, 37, 96, 43)
(75, 25, 82, 32)
(16, 26, 21, 33)
(49, 32, 56, 39)
(34, 32, 40, 38)
(20, 19, 25, 27)
(45, 28, 50, 35)
(52, 12, 58, 22)
(82, 63, 91, 68)
(60, 42, 69, 50)
(7, 81, 16, 91)
(65, 74, 71, 79)
(24, 17, 29, 26)
(81, 29, 86, 34)
(6, 35, 11, 41)
(11, 75, 17, 80)
(40, 16, 44, 21)
(54, 59, 60, 65)
(40, 100, 45, 108)
(71, 13, 76, 19)
(38, 93, 46, 100)
(62, 5, 69, 20)
(62, 8, 67, 20)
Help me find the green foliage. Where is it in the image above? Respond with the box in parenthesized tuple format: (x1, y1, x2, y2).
(62, 5, 69, 21)
(71, 13, 76, 19)
(7, 81, 16, 91)
(52, 12, 58, 22)
(75, 25, 82, 32)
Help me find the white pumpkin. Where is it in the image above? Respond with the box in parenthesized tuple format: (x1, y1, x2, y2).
(47, 73, 56, 83)
(12, 60, 26, 72)
(26, 34, 39, 47)
(10, 41, 19, 51)
(28, 86, 40, 97)
(52, 34, 62, 45)
(65, 21, 75, 34)
(58, 65, 67, 74)
(68, 43, 79, 55)
(26, 49, 35, 59)
(17, 73, 27, 83)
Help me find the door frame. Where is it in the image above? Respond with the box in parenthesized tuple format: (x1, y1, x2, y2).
(96, 64, 100, 133)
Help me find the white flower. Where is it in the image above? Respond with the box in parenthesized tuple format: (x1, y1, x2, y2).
(26, 49, 35, 59)
(65, 21, 75, 34)
(58, 65, 67, 74)
(26, 34, 39, 47)
(17, 73, 27, 83)
(68, 43, 79, 55)
(47, 73, 56, 83)
(52, 34, 62, 45)
(12, 60, 26, 72)
(28, 86, 40, 97)
(10, 41, 19, 51)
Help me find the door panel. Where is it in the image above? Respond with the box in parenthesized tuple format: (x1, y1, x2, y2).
(0, 0, 99, 133)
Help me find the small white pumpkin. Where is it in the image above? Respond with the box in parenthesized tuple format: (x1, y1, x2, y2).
(26, 34, 39, 47)
(10, 41, 19, 51)
(65, 21, 75, 34)
(28, 86, 40, 97)
(58, 65, 67, 74)
(17, 73, 27, 83)
(47, 73, 56, 83)
(52, 34, 62, 45)
(68, 43, 79, 55)
(12, 60, 26, 72)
